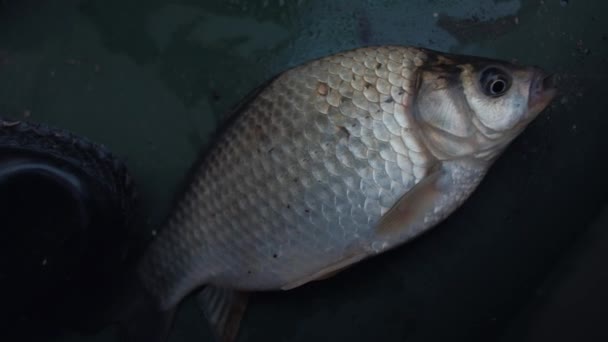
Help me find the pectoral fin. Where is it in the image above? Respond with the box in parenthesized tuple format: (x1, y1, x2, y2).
(282, 168, 448, 291)
(376, 168, 444, 237)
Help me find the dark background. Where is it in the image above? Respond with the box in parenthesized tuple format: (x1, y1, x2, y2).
(0, 0, 607, 341)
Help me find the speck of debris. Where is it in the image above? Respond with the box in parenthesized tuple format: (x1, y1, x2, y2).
(560, 0, 568, 7)
(514, 17, 519, 25)
(23, 110, 31, 118)
(151, 230, 157, 236)
(94, 64, 100, 72)
(575, 39, 591, 56)
(305, 209, 310, 213)
(273, 254, 278, 258)
(433, 12, 439, 18)
(1, 120, 20, 127)
(66, 58, 80, 65)
(211, 90, 221, 101)
(42, 258, 48, 266)
(287, 204, 291, 209)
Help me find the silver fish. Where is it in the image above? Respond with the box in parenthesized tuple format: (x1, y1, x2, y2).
(119, 46, 556, 342)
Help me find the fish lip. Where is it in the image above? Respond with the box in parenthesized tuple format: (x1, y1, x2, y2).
(528, 69, 558, 112)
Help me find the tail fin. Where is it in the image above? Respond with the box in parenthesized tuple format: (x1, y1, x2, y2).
(117, 291, 177, 342)
(74, 265, 178, 342)
(109, 272, 178, 342)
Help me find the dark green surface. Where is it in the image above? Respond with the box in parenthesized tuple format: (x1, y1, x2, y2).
(0, 0, 606, 341)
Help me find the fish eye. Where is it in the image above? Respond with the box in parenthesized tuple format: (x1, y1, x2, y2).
(480, 67, 511, 97)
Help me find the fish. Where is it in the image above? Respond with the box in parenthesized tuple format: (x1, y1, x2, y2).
(114, 46, 556, 342)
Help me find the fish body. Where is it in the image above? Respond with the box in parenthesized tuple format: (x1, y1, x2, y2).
(125, 46, 556, 342)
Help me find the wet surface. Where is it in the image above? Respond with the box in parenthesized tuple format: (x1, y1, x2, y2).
(0, 0, 606, 341)
(437, 14, 519, 43)
(499, 204, 608, 342)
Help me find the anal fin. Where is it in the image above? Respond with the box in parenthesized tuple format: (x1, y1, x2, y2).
(281, 248, 368, 290)
(196, 286, 249, 342)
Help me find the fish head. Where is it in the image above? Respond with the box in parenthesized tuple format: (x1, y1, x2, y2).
(413, 51, 557, 160)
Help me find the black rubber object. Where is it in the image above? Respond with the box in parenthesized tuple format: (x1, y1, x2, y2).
(0, 118, 137, 339)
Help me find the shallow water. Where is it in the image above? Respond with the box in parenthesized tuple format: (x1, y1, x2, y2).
(0, 0, 607, 341)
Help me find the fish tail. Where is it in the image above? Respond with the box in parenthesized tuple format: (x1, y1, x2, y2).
(73, 257, 177, 342)
(115, 278, 250, 342)
(97, 257, 177, 342)
(99, 268, 177, 342)
(116, 283, 177, 342)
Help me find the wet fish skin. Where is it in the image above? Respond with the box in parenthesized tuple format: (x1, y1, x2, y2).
(129, 46, 555, 341)
(143, 47, 433, 303)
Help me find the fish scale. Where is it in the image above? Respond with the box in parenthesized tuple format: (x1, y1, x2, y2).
(139, 46, 434, 309)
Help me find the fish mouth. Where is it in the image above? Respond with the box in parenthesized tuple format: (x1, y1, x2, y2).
(528, 69, 558, 113)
